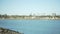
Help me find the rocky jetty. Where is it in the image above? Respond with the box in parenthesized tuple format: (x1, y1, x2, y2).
(0, 28, 23, 34)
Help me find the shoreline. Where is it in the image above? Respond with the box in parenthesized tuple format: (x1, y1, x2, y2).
(0, 18, 60, 20)
(0, 15, 60, 20)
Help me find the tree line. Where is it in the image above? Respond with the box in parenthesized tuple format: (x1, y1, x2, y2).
(0, 14, 8, 19)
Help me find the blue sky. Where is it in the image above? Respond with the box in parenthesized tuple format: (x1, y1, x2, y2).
(0, 0, 60, 15)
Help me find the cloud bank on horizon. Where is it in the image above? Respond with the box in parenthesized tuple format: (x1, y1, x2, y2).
(0, 0, 60, 15)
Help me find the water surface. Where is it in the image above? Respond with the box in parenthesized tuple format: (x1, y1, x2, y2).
(0, 20, 60, 34)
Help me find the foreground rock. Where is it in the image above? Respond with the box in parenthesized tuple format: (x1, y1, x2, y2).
(0, 28, 23, 34)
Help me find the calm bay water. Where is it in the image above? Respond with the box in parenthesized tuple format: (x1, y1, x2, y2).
(0, 20, 60, 34)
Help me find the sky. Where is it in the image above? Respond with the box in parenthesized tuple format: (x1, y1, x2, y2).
(0, 0, 60, 15)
